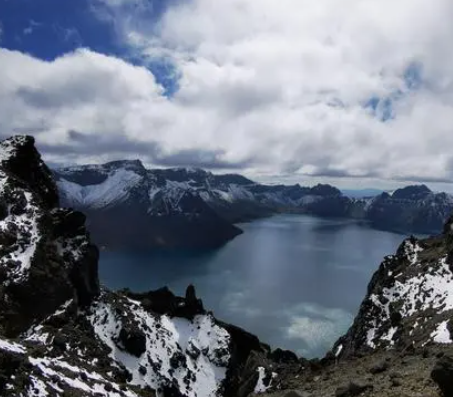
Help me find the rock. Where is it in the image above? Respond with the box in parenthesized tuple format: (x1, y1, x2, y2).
(369, 360, 389, 374)
(270, 348, 299, 364)
(335, 381, 373, 397)
(284, 391, 311, 397)
(118, 327, 146, 357)
(431, 355, 453, 397)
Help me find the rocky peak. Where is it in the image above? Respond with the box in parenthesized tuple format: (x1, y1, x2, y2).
(0, 135, 99, 336)
(391, 184, 432, 200)
(333, 220, 453, 360)
(0, 135, 58, 208)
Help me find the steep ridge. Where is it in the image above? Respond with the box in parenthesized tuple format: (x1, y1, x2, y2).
(0, 136, 282, 397)
(55, 162, 453, 250)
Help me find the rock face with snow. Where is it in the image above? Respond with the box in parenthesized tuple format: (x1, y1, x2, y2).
(0, 136, 276, 397)
(55, 162, 453, 250)
(333, 219, 453, 359)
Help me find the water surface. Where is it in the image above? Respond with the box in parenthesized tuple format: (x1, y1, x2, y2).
(99, 215, 407, 358)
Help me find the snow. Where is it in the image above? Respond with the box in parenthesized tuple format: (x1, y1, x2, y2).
(0, 190, 41, 283)
(431, 321, 452, 344)
(335, 344, 343, 357)
(0, 337, 26, 353)
(89, 294, 230, 397)
(58, 169, 143, 209)
(28, 376, 49, 396)
(254, 367, 276, 394)
(0, 137, 19, 161)
(29, 356, 139, 397)
(363, 239, 453, 349)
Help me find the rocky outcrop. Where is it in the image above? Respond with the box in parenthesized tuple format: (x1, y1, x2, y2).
(431, 355, 453, 397)
(0, 136, 99, 337)
(332, 220, 453, 360)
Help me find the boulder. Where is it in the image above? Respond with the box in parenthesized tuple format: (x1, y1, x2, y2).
(431, 355, 453, 397)
(335, 381, 373, 397)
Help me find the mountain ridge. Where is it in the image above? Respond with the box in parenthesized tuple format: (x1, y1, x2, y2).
(54, 162, 453, 249)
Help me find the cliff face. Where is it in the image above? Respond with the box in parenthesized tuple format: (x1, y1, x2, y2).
(0, 135, 99, 337)
(333, 225, 453, 359)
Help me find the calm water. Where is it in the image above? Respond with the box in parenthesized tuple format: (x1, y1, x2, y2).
(99, 214, 408, 358)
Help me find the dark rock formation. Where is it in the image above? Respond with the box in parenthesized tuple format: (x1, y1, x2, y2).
(0, 136, 99, 337)
(431, 355, 453, 397)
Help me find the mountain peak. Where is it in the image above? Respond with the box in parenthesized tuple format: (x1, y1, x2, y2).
(0, 135, 59, 208)
(392, 184, 432, 199)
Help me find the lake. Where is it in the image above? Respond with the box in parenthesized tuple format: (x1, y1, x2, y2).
(99, 214, 408, 358)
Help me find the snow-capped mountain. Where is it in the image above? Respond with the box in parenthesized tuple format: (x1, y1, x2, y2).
(55, 161, 453, 250)
(54, 163, 243, 249)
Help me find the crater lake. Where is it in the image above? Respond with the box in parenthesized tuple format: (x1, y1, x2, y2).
(99, 214, 410, 358)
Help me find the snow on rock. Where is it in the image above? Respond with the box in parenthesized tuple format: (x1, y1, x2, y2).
(431, 321, 452, 344)
(253, 367, 277, 394)
(88, 292, 230, 397)
(335, 236, 453, 356)
(58, 168, 143, 210)
(0, 172, 42, 284)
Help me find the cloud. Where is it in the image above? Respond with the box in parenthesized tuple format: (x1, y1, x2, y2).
(1, 0, 453, 186)
(285, 303, 353, 356)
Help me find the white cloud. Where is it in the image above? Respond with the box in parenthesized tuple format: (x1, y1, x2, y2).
(1, 0, 453, 187)
(285, 303, 353, 356)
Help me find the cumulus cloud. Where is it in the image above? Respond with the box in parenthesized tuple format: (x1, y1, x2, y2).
(1, 0, 453, 187)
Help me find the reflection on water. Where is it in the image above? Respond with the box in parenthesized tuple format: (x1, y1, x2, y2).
(99, 214, 407, 358)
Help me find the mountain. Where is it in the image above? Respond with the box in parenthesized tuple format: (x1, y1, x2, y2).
(55, 162, 453, 249)
(1, 135, 453, 396)
(363, 185, 453, 234)
(54, 163, 242, 249)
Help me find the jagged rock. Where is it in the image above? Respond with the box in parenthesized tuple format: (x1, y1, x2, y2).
(369, 360, 389, 374)
(270, 348, 299, 364)
(118, 326, 147, 357)
(431, 355, 453, 397)
(335, 380, 373, 397)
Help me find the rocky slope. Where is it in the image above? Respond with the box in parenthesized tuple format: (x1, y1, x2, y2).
(0, 136, 283, 397)
(55, 162, 453, 250)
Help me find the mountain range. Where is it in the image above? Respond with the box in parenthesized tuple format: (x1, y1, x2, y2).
(54, 160, 453, 249)
(0, 135, 452, 396)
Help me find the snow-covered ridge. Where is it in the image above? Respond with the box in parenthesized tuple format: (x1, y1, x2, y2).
(7, 290, 232, 397)
(335, 232, 453, 358)
(58, 168, 143, 210)
(89, 292, 230, 397)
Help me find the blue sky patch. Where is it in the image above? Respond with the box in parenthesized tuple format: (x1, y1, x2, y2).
(0, 0, 180, 95)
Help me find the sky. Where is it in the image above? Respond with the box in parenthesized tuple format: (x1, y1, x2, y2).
(1, 0, 453, 190)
